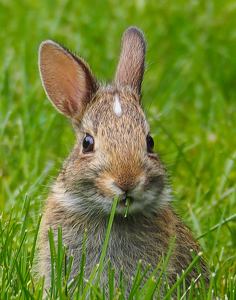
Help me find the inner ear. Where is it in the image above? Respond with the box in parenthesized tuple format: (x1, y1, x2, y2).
(39, 40, 99, 121)
(115, 27, 146, 95)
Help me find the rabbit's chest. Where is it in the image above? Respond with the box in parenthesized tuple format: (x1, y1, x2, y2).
(66, 220, 166, 280)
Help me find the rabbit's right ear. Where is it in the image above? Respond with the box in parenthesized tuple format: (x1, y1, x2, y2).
(115, 27, 146, 95)
(39, 40, 99, 121)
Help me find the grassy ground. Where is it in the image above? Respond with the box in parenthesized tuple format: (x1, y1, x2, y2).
(0, 0, 236, 298)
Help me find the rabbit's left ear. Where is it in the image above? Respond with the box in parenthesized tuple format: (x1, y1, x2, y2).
(115, 27, 146, 95)
(39, 40, 99, 121)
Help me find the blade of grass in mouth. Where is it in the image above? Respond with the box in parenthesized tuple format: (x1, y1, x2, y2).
(124, 198, 130, 217)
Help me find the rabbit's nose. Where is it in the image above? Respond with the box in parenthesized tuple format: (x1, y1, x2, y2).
(114, 175, 139, 192)
(111, 154, 143, 192)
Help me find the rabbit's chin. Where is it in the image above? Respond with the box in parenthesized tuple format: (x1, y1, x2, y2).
(52, 184, 171, 217)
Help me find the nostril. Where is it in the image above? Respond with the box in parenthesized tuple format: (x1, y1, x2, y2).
(113, 173, 146, 192)
(114, 176, 138, 192)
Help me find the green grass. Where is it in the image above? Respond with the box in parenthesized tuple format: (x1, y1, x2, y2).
(0, 0, 236, 298)
(0, 197, 219, 299)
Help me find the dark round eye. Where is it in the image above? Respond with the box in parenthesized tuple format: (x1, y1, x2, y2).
(82, 134, 94, 153)
(146, 135, 154, 152)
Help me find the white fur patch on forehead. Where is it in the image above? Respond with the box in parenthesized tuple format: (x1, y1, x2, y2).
(113, 93, 122, 116)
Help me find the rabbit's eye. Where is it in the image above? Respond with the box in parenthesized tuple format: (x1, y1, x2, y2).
(82, 134, 94, 153)
(146, 135, 154, 152)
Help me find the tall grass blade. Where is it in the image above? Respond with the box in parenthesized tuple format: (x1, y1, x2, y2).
(94, 196, 118, 288)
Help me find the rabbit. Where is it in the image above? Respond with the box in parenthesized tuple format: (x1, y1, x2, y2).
(38, 26, 209, 297)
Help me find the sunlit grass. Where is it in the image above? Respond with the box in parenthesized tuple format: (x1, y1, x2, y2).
(0, 197, 223, 299)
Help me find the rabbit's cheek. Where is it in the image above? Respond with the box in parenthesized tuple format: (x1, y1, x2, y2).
(145, 172, 165, 189)
(95, 175, 120, 199)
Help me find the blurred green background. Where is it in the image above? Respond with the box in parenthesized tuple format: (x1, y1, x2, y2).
(0, 0, 236, 294)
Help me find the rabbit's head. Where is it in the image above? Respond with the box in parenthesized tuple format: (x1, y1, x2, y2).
(39, 27, 169, 217)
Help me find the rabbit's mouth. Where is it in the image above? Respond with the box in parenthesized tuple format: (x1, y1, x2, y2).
(119, 197, 134, 207)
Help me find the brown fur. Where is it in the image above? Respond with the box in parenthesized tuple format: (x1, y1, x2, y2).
(38, 27, 209, 297)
